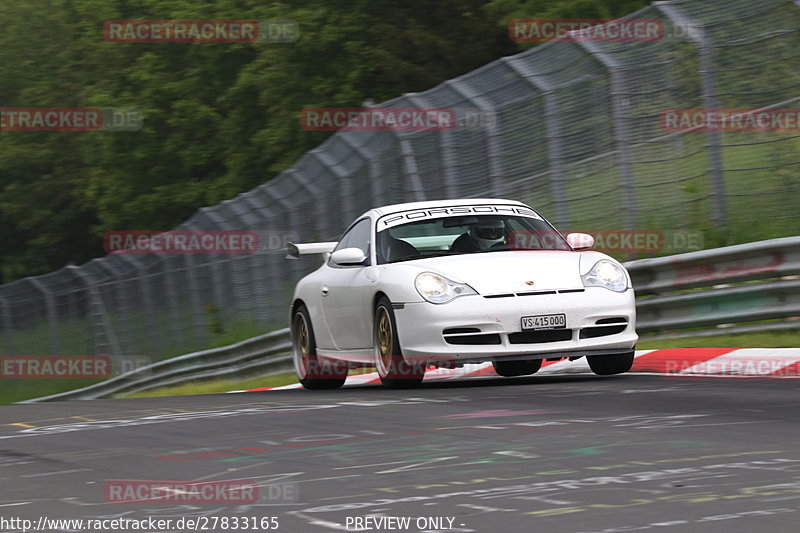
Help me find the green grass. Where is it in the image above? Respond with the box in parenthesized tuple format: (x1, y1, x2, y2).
(1, 378, 111, 405)
(120, 373, 298, 398)
(638, 328, 800, 349)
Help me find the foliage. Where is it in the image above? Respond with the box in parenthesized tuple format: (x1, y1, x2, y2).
(0, 0, 518, 282)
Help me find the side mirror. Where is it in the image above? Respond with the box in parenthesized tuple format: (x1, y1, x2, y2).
(566, 232, 595, 250)
(330, 247, 367, 266)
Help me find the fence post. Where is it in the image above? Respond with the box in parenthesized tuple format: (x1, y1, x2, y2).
(655, 1, 728, 225)
(159, 255, 184, 351)
(287, 169, 331, 240)
(66, 266, 122, 357)
(261, 187, 303, 325)
(397, 138, 427, 202)
(503, 56, 570, 226)
(404, 93, 458, 199)
(116, 255, 162, 358)
(27, 277, 61, 355)
(178, 223, 210, 345)
(362, 101, 427, 202)
(94, 259, 136, 356)
(312, 149, 357, 223)
(445, 79, 505, 197)
(198, 208, 240, 321)
(337, 135, 389, 210)
(0, 295, 16, 354)
(573, 40, 637, 230)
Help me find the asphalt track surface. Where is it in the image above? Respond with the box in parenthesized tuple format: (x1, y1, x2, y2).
(1, 374, 799, 533)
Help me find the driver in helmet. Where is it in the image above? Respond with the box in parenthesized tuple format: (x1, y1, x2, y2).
(451, 217, 507, 252)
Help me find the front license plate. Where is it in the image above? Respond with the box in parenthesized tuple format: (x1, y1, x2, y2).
(521, 314, 566, 330)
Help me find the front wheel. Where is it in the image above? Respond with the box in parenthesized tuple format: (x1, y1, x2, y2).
(292, 304, 347, 389)
(587, 351, 635, 376)
(493, 359, 542, 377)
(374, 297, 424, 388)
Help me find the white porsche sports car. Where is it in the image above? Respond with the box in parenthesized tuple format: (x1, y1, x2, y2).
(287, 198, 637, 389)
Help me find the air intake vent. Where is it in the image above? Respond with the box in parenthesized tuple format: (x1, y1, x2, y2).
(516, 290, 557, 296)
(595, 317, 628, 325)
(509, 329, 573, 344)
(443, 327, 481, 335)
(444, 334, 502, 345)
(580, 325, 626, 339)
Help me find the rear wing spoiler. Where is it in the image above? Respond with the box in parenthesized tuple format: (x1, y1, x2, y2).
(286, 242, 337, 259)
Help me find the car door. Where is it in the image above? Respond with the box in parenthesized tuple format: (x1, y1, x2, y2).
(320, 218, 375, 351)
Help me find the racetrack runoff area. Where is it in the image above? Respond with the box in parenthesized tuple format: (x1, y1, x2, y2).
(237, 347, 800, 391)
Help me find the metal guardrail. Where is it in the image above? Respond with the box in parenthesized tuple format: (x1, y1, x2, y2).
(626, 236, 800, 333)
(20, 328, 292, 403)
(626, 236, 800, 295)
(22, 237, 800, 402)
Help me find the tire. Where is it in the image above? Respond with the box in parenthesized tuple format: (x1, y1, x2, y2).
(492, 359, 542, 377)
(587, 351, 635, 376)
(292, 304, 347, 389)
(374, 297, 424, 388)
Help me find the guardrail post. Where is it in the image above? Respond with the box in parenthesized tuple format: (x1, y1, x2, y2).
(503, 56, 570, 226)
(574, 39, 637, 231)
(655, 2, 727, 225)
(0, 295, 16, 354)
(27, 277, 61, 355)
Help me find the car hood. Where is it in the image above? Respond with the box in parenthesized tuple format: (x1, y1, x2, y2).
(408, 251, 585, 295)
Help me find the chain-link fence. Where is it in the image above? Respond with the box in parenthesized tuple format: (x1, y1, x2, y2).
(2, 0, 799, 361)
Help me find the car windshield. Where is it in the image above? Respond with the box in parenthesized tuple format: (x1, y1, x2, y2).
(376, 213, 571, 264)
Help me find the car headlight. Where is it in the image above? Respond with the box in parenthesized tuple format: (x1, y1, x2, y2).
(581, 260, 628, 292)
(415, 272, 477, 304)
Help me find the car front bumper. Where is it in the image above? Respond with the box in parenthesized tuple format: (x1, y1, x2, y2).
(393, 288, 637, 363)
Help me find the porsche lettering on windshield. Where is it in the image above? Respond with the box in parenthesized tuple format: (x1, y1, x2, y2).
(379, 205, 542, 230)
